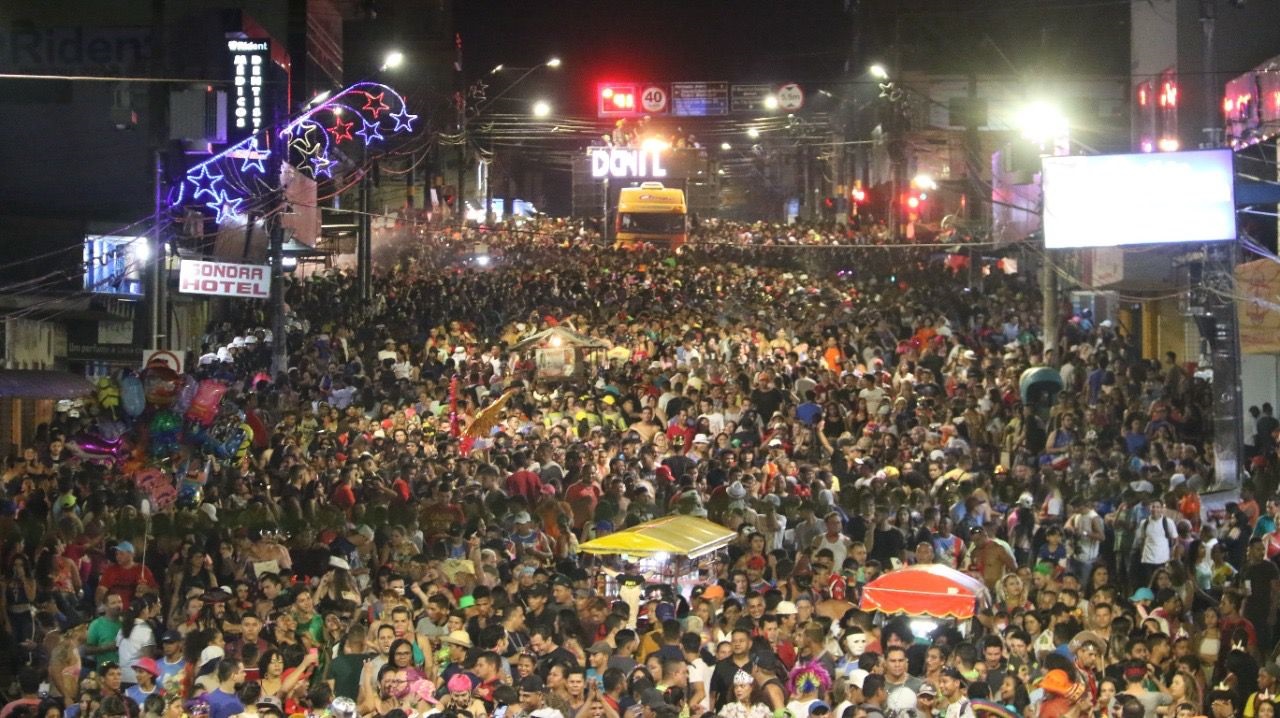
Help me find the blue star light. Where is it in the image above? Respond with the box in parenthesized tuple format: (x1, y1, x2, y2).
(356, 117, 384, 145)
(206, 190, 245, 224)
(389, 106, 418, 133)
(310, 153, 334, 178)
(188, 164, 224, 202)
(240, 137, 269, 174)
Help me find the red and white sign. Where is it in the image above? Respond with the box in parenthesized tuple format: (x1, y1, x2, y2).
(641, 85, 669, 113)
(777, 83, 804, 111)
(142, 349, 184, 373)
(178, 259, 270, 299)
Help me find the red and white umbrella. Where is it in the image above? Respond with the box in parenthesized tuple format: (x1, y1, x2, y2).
(859, 564, 990, 619)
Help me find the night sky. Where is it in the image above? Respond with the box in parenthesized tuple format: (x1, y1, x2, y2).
(455, 0, 1130, 116)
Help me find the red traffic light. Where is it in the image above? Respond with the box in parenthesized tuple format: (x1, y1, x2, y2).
(598, 83, 638, 117)
(906, 195, 920, 210)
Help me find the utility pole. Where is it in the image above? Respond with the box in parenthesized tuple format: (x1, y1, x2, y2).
(1042, 255, 1058, 363)
(1200, 0, 1220, 148)
(358, 161, 372, 301)
(964, 73, 984, 223)
(268, 217, 287, 376)
(150, 149, 166, 350)
(146, 0, 168, 351)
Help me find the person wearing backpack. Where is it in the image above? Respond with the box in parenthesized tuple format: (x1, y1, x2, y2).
(1133, 499, 1177, 590)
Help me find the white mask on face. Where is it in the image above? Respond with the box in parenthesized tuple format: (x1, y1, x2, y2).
(844, 633, 868, 657)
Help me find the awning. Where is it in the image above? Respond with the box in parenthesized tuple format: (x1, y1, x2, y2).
(0, 370, 96, 399)
(578, 515, 736, 559)
(859, 564, 990, 619)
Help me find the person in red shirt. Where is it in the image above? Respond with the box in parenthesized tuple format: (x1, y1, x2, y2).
(329, 471, 357, 514)
(506, 451, 543, 501)
(95, 541, 158, 609)
(565, 467, 603, 532)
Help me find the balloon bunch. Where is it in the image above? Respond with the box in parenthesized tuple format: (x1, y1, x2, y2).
(71, 368, 236, 517)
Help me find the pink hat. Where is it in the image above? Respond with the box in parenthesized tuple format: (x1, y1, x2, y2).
(133, 657, 161, 678)
(447, 674, 473, 693)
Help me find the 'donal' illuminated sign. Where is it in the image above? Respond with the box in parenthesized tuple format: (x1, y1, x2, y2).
(590, 147, 668, 179)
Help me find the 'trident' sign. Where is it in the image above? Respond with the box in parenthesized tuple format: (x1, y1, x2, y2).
(590, 148, 668, 179)
(228, 38, 268, 134)
(178, 260, 270, 299)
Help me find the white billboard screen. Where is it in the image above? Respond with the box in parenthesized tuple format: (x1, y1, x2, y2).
(1041, 149, 1236, 249)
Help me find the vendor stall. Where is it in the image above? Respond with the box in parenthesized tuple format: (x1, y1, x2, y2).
(510, 325, 609, 382)
(578, 515, 735, 598)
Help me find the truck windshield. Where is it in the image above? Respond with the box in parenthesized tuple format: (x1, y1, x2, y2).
(619, 212, 685, 234)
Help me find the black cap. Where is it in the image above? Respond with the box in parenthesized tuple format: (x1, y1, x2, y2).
(552, 574, 573, 588)
(519, 675, 545, 693)
(940, 667, 967, 684)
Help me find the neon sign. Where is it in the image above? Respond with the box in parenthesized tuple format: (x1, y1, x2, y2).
(589, 147, 668, 179)
(228, 38, 269, 135)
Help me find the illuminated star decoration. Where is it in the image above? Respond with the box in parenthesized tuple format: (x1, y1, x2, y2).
(239, 137, 269, 174)
(206, 190, 245, 223)
(362, 91, 390, 118)
(289, 124, 323, 155)
(328, 117, 354, 143)
(310, 153, 334, 178)
(188, 164, 224, 202)
(389, 106, 418, 133)
(356, 117, 384, 145)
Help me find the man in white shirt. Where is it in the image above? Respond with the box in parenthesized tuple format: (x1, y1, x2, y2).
(1135, 499, 1177, 588)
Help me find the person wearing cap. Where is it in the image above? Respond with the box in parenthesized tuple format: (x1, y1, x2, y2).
(427, 673, 487, 718)
(96, 541, 159, 609)
(938, 668, 974, 718)
(157, 629, 188, 683)
(125, 657, 161, 704)
(512, 511, 555, 565)
(514, 674, 549, 718)
(915, 683, 938, 717)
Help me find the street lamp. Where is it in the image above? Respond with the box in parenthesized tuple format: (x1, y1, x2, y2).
(747, 127, 760, 139)
(720, 142, 732, 151)
(532, 100, 552, 118)
(381, 50, 405, 71)
(869, 63, 889, 80)
(546, 57, 562, 68)
(764, 95, 779, 110)
(1015, 100, 1069, 145)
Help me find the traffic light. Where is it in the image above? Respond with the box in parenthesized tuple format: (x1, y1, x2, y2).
(598, 83, 638, 117)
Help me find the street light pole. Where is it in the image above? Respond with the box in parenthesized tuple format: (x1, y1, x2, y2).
(268, 216, 287, 376)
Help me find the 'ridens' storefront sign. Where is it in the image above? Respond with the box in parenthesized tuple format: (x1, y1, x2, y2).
(178, 259, 269, 298)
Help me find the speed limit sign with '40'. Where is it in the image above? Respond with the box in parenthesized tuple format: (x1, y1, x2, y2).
(641, 85, 669, 113)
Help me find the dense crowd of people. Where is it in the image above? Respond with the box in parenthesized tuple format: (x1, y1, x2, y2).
(1, 218, 1273, 718)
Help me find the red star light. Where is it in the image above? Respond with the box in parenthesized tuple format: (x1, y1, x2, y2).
(329, 118, 354, 143)
(362, 92, 389, 118)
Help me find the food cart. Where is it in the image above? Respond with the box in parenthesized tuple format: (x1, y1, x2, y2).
(578, 515, 736, 598)
(510, 326, 610, 383)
